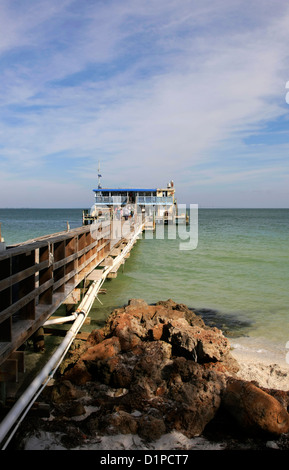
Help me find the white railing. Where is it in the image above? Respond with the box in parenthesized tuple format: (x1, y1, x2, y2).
(137, 196, 173, 204)
(94, 196, 127, 205)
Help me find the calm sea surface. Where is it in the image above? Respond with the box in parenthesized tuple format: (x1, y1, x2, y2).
(1, 208, 288, 360)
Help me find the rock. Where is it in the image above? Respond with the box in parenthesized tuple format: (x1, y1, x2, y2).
(164, 357, 226, 437)
(57, 299, 237, 440)
(194, 326, 231, 362)
(130, 341, 172, 398)
(66, 402, 86, 417)
(155, 299, 177, 309)
(266, 440, 279, 450)
(162, 318, 198, 359)
(92, 356, 121, 385)
(64, 360, 92, 385)
(81, 336, 121, 361)
(107, 312, 147, 351)
(259, 387, 289, 411)
(99, 410, 139, 435)
(150, 323, 164, 341)
(138, 415, 166, 441)
(55, 401, 86, 418)
(162, 318, 231, 364)
(49, 379, 85, 403)
(128, 298, 149, 308)
(223, 378, 289, 436)
(23, 298, 288, 450)
(156, 299, 206, 328)
(86, 328, 106, 346)
(110, 359, 133, 388)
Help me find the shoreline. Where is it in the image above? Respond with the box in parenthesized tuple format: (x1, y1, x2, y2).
(230, 336, 289, 391)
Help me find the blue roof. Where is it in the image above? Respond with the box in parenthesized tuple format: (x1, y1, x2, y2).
(93, 188, 157, 192)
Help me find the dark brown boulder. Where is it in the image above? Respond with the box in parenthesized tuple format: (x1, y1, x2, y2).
(223, 378, 289, 436)
(63, 361, 92, 385)
(138, 415, 166, 441)
(163, 357, 226, 437)
(98, 410, 139, 435)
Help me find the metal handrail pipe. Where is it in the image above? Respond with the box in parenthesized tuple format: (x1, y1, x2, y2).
(43, 313, 78, 326)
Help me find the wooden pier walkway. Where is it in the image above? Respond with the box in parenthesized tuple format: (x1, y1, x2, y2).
(0, 218, 143, 384)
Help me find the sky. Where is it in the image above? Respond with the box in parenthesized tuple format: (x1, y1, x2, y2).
(0, 0, 289, 208)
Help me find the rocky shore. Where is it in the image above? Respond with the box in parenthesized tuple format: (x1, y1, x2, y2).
(11, 299, 289, 450)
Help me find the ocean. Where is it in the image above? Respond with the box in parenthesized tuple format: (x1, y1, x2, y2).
(0, 208, 288, 363)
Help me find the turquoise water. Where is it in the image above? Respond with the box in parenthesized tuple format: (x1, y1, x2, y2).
(1, 208, 288, 357)
(0, 208, 83, 244)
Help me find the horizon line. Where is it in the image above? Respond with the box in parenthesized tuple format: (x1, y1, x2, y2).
(1, 206, 289, 210)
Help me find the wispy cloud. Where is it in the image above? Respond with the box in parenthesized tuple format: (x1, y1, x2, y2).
(0, 0, 289, 207)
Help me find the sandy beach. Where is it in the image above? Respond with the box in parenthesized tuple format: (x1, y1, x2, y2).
(230, 336, 289, 391)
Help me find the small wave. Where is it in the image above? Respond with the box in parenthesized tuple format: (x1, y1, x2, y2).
(231, 342, 268, 354)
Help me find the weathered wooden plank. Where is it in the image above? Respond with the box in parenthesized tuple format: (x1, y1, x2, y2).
(52, 239, 100, 270)
(0, 235, 105, 316)
(62, 289, 81, 305)
(9, 351, 25, 373)
(0, 259, 49, 293)
(0, 343, 12, 367)
(107, 272, 118, 278)
(0, 225, 94, 259)
(97, 240, 111, 253)
(0, 240, 47, 260)
(110, 247, 122, 256)
(87, 269, 104, 281)
(53, 269, 77, 292)
(99, 257, 114, 267)
(0, 279, 54, 324)
(0, 359, 18, 383)
(110, 262, 123, 273)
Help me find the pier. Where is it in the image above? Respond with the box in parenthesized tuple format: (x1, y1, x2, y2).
(0, 215, 144, 447)
(0, 177, 187, 447)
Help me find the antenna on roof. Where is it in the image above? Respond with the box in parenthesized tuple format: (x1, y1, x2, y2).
(98, 161, 102, 189)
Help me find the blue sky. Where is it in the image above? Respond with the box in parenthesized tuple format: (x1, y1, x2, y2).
(0, 0, 289, 208)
